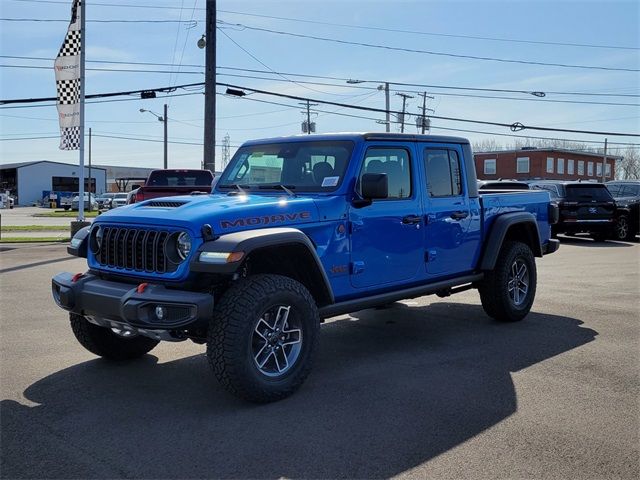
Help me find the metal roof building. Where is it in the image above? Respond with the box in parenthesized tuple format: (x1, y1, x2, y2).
(0, 160, 107, 206)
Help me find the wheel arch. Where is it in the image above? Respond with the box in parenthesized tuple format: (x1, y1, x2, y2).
(191, 227, 334, 307)
(480, 212, 542, 271)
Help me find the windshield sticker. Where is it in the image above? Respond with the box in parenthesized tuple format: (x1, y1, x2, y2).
(321, 176, 339, 187)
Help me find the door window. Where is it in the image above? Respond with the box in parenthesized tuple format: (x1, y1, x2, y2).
(424, 149, 462, 197)
(359, 148, 412, 199)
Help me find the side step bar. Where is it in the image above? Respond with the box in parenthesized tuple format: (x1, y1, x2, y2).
(319, 273, 484, 319)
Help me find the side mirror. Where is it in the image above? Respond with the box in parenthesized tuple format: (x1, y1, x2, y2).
(361, 173, 388, 199)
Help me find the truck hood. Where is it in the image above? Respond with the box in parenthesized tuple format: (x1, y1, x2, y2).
(94, 193, 321, 237)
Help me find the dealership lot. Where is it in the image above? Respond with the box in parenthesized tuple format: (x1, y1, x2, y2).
(1, 238, 638, 479)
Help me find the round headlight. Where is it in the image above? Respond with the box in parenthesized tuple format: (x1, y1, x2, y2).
(176, 232, 191, 260)
(90, 225, 102, 253)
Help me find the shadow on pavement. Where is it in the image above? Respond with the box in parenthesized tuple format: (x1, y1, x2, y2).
(1, 303, 597, 479)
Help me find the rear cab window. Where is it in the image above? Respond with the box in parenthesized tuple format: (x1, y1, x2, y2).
(147, 170, 213, 187)
(565, 184, 614, 202)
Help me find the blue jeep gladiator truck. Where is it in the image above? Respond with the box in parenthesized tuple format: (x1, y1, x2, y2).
(52, 133, 559, 403)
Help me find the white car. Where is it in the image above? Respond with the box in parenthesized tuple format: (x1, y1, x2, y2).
(71, 193, 98, 211)
(111, 193, 129, 208)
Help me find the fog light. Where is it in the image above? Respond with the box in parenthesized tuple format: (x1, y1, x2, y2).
(155, 305, 165, 320)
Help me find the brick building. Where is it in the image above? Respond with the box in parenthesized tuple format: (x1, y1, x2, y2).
(474, 148, 620, 181)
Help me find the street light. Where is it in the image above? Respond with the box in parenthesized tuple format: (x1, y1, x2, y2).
(140, 104, 168, 169)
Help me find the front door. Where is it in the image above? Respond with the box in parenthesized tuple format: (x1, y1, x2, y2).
(349, 145, 423, 289)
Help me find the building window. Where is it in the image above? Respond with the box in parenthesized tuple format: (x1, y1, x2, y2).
(484, 159, 496, 175)
(588, 162, 594, 176)
(516, 157, 529, 174)
(605, 163, 612, 178)
(557, 158, 564, 175)
(578, 161, 585, 175)
(568, 159, 575, 175)
(596, 163, 602, 177)
(546, 157, 554, 173)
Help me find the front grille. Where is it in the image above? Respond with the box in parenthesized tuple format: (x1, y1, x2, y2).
(96, 227, 178, 274)
(146, 201, 186, 208)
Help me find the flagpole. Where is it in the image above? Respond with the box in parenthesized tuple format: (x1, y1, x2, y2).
(77, 0, 86, 222)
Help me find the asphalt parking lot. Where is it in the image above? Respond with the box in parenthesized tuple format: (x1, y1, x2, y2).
(1, 237, 638, 479)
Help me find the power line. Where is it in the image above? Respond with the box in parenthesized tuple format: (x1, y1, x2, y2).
(3, 55, 639, 98)
(6, 0, 638, 51)
(1, 79, 639, 137)
(219, 22, 640, 73)
(0, 17, 200, 24)
(3, 63, 639, 107)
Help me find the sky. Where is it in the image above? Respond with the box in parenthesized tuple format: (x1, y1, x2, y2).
(0, 0, 639, 171)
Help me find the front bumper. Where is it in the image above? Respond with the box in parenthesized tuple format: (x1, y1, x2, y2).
(52, 272, 213, 334)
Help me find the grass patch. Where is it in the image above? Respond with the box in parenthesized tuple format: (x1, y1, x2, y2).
(1, 225, 70, 232)
(32, 210, 99, 218)
(0, 237, 70, 243)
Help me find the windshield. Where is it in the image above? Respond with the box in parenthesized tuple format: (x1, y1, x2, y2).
(114, 193, 128, 199)
(608, 184, 640, 197)
(217, 140, 354, 192)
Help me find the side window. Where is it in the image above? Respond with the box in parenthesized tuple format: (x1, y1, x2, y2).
(360, 148, 412, 199)
(424, 149, 462, 197)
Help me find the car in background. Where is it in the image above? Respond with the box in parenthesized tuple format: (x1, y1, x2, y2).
(606, 180, 640, 241)
(128, 169, 214, 204)
(111, 192, 129, 209)
(478, 180, 530, 190)
(71, 193, 98, 211)
(530, 181, 615, 241)
(96, 193, 116, 210)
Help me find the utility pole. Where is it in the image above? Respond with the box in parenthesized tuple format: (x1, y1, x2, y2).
(203, 0, 216, 172)
(378, 82, 390, 132)
(163, 103, 168, 169)
(88, 127, 92, 211)
(417, 91, 435, 134)
(602, 138, 608, 182)
(396, 93, 413, 133)
(300, 100, 318, 134)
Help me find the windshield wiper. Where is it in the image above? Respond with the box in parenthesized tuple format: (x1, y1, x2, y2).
(258, 184, 297, 197)
(218, 184, 250, 194)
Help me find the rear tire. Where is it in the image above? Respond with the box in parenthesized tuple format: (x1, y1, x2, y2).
(479, 241, 537, 322)
(207, 274, 320, 403)
(70, 313, 159, 360)
(614, 215, 631, 241)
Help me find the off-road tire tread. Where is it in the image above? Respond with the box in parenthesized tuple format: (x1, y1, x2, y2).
(478, 241, 536, 323)
(207, 274, 319, 403)
(70, 313, 159, 360)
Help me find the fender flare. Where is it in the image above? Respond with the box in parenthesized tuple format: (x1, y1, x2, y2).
(479, 212, 542, 271)
(191, 227, 334, 304)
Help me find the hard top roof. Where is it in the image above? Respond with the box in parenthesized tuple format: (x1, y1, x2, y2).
(241, 132, 470, 146)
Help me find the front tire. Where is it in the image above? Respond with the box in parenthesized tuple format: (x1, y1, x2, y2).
(207, 274, 320, 403)
(70, 313, 159, 360)
(479, 241, 537, 322)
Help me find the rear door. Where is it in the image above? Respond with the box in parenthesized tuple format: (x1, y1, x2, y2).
(422, 146, 474, 275)
(349, 144, 423, 289)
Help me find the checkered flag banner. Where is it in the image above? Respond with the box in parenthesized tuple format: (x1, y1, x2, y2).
(54, 0, 82, 150)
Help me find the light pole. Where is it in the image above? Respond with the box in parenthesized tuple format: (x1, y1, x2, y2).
(140, 104, 168, 169)
(347, 79, 390, 132)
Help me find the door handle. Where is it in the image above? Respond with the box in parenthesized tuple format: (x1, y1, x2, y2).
(450, 211, 469, 220)
(402, 214, 422, 225)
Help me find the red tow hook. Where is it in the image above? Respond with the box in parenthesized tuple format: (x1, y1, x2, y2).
(71, 272, 84, 283)
(137, 283, 149, 294)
